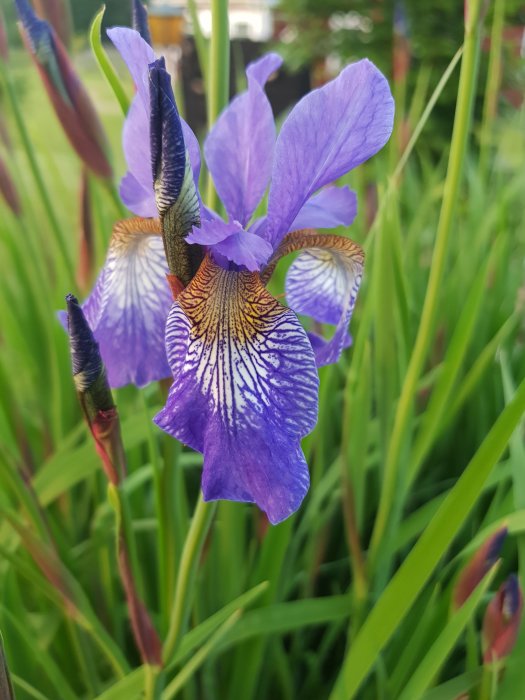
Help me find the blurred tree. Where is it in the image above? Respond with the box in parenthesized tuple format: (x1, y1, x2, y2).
(276, 0, 525, 146)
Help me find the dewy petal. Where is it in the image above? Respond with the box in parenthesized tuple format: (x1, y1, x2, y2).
(108, 27, 200, 214)
(64, 218, 172, 388)
(263, 231, 364, 367)
(289, 186, 357, 232)
(186, 219, 272, 271)
(266, 59, 394, 247)
(204, 53, 282, 226)
(154, 255, 319, 524)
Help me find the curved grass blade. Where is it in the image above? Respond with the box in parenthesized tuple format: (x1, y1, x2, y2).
(89, 6, 130, 115)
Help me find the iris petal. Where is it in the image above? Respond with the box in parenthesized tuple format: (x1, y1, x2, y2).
(62, 218, 172, 388)
(289, 186, 357, 231)
(154, 256, 319, 524)
(186, 219, 273, 271)
(264, 231, 364, 367)
(204, 53, 282, 226)
(266, 59, 394, 247)
(107, 27, 201, 215)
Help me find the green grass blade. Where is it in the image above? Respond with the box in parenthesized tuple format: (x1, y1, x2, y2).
(398, 564, 498, 700)
(89, 6, 130, 115)
(329, 374, 525, 699)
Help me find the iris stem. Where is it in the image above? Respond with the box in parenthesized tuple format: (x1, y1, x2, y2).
(368, 0, 484, 570)
(0, 60, 72, 279)
(162, 494, 216, 664)
(205, 0, 230, 210)
(479, 0, 506, 177)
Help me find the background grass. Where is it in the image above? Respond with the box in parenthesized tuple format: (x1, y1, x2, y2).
(1, 2, 525, 699)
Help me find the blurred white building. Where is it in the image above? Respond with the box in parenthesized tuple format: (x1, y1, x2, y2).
(149, 0, 276, 42)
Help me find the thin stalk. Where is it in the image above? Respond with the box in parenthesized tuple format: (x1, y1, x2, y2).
(205, 0, 230, 210)
(479, 0, 506, 176)
(162, 495, 216, 664)
(0, 61, 72, 277)
(369, 0, 485, 568)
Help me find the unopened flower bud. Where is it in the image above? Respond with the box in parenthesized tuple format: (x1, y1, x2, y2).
(483, 574, 523, 664)
(149, 57, 202, 286)
(66, 294, 125, 484)
(453, 527, 507, 609)
(15, 0, 112, 178)
(33, 0, 72, 48)
(132, 0, 152, 46)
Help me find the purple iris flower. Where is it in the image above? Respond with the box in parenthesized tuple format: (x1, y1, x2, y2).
(147, 39, 393, 523)
(67, 27, 394, 522)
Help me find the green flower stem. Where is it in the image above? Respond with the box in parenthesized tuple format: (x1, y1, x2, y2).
(0, 61, 72, 278)
(479, 0, 506, 177)
(368, 0, 484, 569)
(162, 494, 217, 664)
(205, 0, 230, 210)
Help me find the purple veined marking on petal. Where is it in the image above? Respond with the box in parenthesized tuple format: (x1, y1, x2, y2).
(65, 218, 173, 388)
(204, 53, 282, 226)
(263, 231, 364, 367)
(266, 59, 394, 247)
(154, 255, 319, 524)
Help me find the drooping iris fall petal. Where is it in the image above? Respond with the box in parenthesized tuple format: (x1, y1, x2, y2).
(204, 53, 282, 226)
(154, 256, 319, 524)
(262, 231, 364, 366)
(265, 59, 394, 247)
(62, 218, 172, 388)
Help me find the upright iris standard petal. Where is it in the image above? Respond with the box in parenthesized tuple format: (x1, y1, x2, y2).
(204, 53, 282, 226)
(265, 59, 394, 247)
(62, 218, 172, 388)
(154, 256, 319, 524)
(108, 27, 201, 215)
(263, 231, 364, 367)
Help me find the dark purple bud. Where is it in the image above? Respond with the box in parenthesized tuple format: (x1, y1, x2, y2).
(483, 574, 523, 663)
(33, 0, 72, 49)
(149, 57, 202, 285)
(15, 0, 112, 179)
(66, 294, 124, 484)
(132, 0, 152, 46)
(0, 154, 21, 215)
(66, 294, 106, 394)
(149, 57, 186, 215)
(453, 527, 508, 609)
